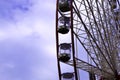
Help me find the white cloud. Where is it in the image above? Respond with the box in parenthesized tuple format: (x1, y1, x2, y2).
(0, 0, 56, 40)
(0, 0, 58, 80)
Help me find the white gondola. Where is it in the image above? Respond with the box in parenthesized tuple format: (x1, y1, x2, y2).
(58, 43, 71, 62)
(58, 16, 71, 34)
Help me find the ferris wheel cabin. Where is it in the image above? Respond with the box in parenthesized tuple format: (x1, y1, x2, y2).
(58, 16, 71, 34)
(58, 43, 71, 62)
(58, 0, 71, 12)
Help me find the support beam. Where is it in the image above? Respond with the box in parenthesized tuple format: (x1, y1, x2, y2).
(65, 58, 114, 78)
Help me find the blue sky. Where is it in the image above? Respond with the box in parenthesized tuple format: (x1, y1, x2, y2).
(0, 0, 90, 80)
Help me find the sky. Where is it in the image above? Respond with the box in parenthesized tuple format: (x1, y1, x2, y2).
(0, 0, 89, 80)
(0, 0, 58, 80)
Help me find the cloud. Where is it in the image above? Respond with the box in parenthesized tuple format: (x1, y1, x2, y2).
(0, 0, 56, 39)
(0, 0, 32, 18)
(0, 0, 56, 23)
(0, 0, 58, 80)
(0, 35, 57, 80)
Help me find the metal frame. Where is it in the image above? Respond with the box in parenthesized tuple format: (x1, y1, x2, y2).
(56, 0, 120, 80)
(56, 0, 79, 80)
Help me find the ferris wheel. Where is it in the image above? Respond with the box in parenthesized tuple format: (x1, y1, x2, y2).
(55, 0, 120, 80)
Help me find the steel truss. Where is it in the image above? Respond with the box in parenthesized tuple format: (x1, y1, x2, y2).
(56, 0, 120, 80)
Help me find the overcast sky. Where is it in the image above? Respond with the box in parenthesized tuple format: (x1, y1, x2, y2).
(0, 0, 59, 80)
(0, 0, 90, 80)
